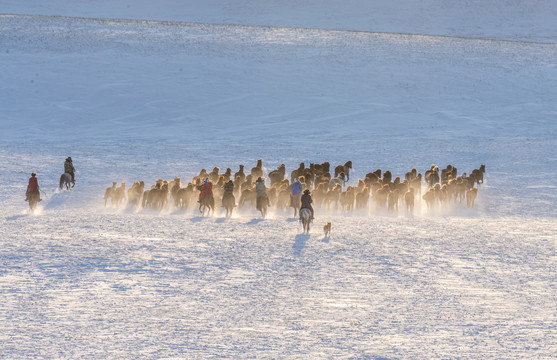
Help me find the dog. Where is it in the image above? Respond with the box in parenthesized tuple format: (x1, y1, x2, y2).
(323, 222, 331, 237)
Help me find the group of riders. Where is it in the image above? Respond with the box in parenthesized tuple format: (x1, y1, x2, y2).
(197, 175, 314, 220)
(26, 158, 314, 220)
(25, 157, 75, 205)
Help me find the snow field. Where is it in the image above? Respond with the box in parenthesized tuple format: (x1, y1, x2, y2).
(1, 2, 556, 358)
(1, 142, 555, 358)
(1, 211, 555, 358)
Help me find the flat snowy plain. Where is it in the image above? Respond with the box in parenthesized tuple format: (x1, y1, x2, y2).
(1, 1, 556, 358)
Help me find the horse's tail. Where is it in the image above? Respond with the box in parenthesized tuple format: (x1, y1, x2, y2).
(59, 174, 64, 189)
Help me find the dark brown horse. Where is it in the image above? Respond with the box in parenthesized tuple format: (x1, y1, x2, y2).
(222, 193, 236, 217)
(334, 161, 353, 181)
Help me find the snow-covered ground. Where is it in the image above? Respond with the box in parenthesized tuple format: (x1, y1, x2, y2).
(1, 1, 556, 358)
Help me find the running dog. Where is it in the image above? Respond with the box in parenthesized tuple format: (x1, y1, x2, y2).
(323, 222, 332, 237)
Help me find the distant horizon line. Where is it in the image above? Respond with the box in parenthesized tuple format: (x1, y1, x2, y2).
(2, 13, 556, 46)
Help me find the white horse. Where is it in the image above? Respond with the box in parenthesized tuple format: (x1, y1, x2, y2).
(300, 208, 312, 233)
(59, 172, 73, 190)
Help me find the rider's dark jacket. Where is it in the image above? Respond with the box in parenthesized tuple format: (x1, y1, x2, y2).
(64, 160, 75, 174)
(223, 181, 234, 196)
(301, 194, 313, 209)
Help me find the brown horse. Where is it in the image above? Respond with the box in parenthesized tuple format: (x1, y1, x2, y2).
(27, 190, 40, 211)
(104, 182, 117, 207)
(222, 193, 236, 217)
(256, 195, 269, 218)
(334, 161, 353, 181)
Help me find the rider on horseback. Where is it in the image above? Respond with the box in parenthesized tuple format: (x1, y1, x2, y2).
(198, 177, 213, 203)
(64, 157, 75, 185)
(300, 189, 314, 220)
(290, 177, 302, 204)
(25, 173, 41, 202)
(255, 177, 269, 211)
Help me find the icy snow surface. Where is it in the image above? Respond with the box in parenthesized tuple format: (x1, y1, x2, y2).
(1, 1, 556, 358)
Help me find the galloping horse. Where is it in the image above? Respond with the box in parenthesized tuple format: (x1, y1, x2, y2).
(222, 193, 236, 217)
(256, 195, 269, 218)
(59, 172, 73, 190)
(199, 194, 215, 216)
(27, 191, 40, 211)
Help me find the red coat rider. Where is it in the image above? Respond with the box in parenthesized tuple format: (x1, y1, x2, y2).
(25, 173, 41, 202)
(198, 178, 213, 202)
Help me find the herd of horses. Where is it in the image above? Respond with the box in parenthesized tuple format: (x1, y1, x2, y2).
(103, 160, 486, 222)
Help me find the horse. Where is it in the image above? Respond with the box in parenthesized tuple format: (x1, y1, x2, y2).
(196, 184, 215, 216)
(334, 161, 353, 182)
(112, 182, 127, 208)
(199, 194, 215, 216)
(300, 208, 312, 233)
(27, 191, 40, 211)
(256, 195, 269, 218)
(146, 184, 167, 210)
(127, 181, 145, 208)
(175, 184, 194, 210)
(104, 182, 117, 207)
(59, 172, 73, 190)
(222, 193, 236, 217)
(290, 195, 301, 217)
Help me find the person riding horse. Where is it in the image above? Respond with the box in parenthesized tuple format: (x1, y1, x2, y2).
(223, 179, 234, 202)
(222, 179, 236, 216)
(291, 178, 302, 205)
(300, 189, 314, 220)
(25, 173, 41, 203)
(198, 177, 213, 203)
(64, 157, 75, 184)
(255, 177, 269, 211)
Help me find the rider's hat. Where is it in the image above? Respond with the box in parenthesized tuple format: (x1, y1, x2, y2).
(66, 157, 72, 161)
(256, 177, 263, 182)
(304, 189, 310, 195)
(31, 173, 36, 177)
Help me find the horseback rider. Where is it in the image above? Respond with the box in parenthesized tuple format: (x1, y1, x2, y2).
(255, 177, 269, 211)
(300, 189, 314, 220)
(198, 177, 213, 203)
(25, 173, 41, 202)
(290, 177, 302, 205)
(64, 157, 75, 184)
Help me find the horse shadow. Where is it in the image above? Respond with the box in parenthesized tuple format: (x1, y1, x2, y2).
(321, 236, 330, 243)
(6, 214, 27, 221)
(293, 233, 310, 256)
(247, 218, 264, 225)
